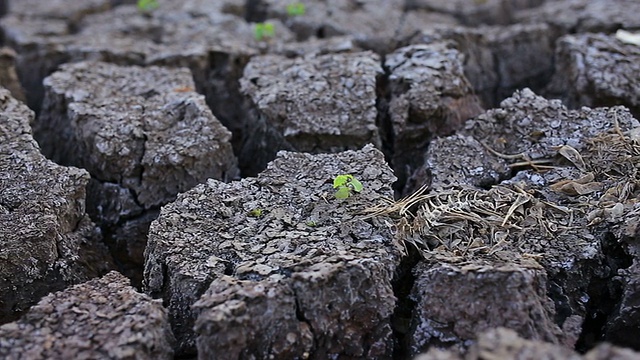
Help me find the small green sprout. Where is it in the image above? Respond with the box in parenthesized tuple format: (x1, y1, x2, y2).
(254, 22, 275, 41)
(305, 220, 317, 227)
(137, 0, 159, 12)
(286, 2, 306, 16)
(333, 174, 363, 199)
(248, 208, 263, 217)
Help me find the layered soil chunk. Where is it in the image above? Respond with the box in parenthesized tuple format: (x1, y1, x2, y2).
(0, 88, 113, 323)
(548, 32, 640, 118)
(407, 0, 547, 26)
(35, 61, 238, 282)
(394, 89, 640, 353)
(246, 0, 458, 52)
(517, 0, 640, 34)
(239, 51, 382, 174)
(385, 43, 483, 191)
(415, 327, 640, 360)
(407, 23, 555, 107)
(0, 1, 258, 138)
(0, 271, 174, 359)
(144, 145, 402, 357)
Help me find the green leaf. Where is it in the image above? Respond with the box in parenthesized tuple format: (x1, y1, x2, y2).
(248, 208, 263, 217)
(349, 177, 363, 192)
(137, 0, 159, 12)
(254, 22, 275, 41)
(333, 174, 351, 188)
(286, 3, 306, 16)
(264, 22, 275, 36)
(334, 186, 351, 199)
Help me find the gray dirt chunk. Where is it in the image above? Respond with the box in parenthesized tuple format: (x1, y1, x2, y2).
(516, 0, 640, 34)
(592, 125, 640, 349)
(409, 261, 562, 355)
(0, 2, 257, 124)
(36, 61, 238, 282)
(6, 0, 116, 20)
(251, 0, 458, 53)
(385, 43, 483, 193)
(38, 61, 238, 208)
(0, 88, 113, 323)
(415, 327, 640, 360)
(239, 51, 383, 175)
(144, 144, 402, 357)
(0, 47, 26, 103)
(407, 0, 546, 26)
(400, 89, 640, 352)
(0, 0, 127, 110)
(268, 35, 361, 58)
(0, 271, 175, 360)
(75, 4, 258, 149)
(407, 23, 555, 107)
(547, 33, 640, 118)
(422, 89, 637, 190)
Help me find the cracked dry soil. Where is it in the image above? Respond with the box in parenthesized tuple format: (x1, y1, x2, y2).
(1, 0, 640, 359)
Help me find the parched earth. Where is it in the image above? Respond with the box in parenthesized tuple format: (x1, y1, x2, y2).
(1, 0, 640, 359)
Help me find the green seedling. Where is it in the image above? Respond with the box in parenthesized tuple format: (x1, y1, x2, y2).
(248, 208, 264, 217)
(286, 2, 306, 16)
(137, 0, 159, 12)
(333, 174, 363, 199)
(305, 220, 317, 227)
(254, 22, 275, 41)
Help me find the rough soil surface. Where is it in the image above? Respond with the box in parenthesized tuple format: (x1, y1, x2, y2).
(392, 89, 640, 354)
(408, 0, 546, 26)
(144, 145, 401, 357)
(240, 51, 382, 174)
(0, 88, 113, 323)
(385, 42, 483, 193)
(516, 0, 640, 34)
(35, 61, 237, 284)
(548, 32, 640, 118)
(1, 0, 640, 359)
(415, 327, 640, 360)
(0, 271, 174, 360)
(248, 0, 459, 53)
(409, 261, 562, 354)
(0, 47, 25, 102)
(0, 1, 258, 154)
(406, 23, 555, 108)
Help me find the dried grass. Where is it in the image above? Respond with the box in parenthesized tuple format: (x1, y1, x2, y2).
(365, 108, 640, 259)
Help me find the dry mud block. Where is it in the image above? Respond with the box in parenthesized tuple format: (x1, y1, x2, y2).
(247, 0, 458, 53)
(0, 271, 174, 359)
(407, 0, 545, 26)
(407, 23, 554, 107)
(0, 88, 113, 323)
(385, 43, 483, 192)
(0, 2, 257, 128)
(0, 47, 26, 103)
(547, 33, 640, 118)
(36, 61, 238, 283)
(422, 89, 638, 190)
(415, 327, 640, 360)
(599, 141, 640, 349)
(409, 261, 561, 355)
(239, 51, 382, 175)
(144, 145, 402, 357)
(403, 89, 640, 352)
(0, 0, 128, 110)
(516, 0, 640, 34)
(5, 0, 118, 20)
